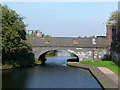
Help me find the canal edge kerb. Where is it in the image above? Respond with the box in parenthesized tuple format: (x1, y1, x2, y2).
(66, 63, 110, 89)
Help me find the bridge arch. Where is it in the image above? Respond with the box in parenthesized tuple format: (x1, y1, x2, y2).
(32, 46, 107, 62)
(32, 47, 79, 61)
(38, 49, 79, 62)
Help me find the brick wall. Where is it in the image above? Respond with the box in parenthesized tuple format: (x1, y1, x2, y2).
(106, 25, 112, 55)
(107, 24, 120, 66)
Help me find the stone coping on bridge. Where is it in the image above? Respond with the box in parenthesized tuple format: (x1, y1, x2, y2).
(27, 36, 106, 38)
(25, 37, 107, 48)
(66, 62, 119, 89)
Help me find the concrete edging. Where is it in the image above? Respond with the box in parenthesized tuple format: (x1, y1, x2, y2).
(66, 62, 118, 89)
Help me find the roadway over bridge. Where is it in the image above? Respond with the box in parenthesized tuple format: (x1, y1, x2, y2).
(25, 36, 107, 61)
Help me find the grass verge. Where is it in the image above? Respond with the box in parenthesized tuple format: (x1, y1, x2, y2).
(80, 60, 120, 75)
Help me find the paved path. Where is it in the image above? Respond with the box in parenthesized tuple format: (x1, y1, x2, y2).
(67, 62, 120, 89)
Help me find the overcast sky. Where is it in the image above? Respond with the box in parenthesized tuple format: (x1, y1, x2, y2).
(2, 2, 118, 37)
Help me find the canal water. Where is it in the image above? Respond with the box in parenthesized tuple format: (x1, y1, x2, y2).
(2, 51, 102, 88)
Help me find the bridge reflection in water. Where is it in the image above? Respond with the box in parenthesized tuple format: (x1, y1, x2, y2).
(3, 50, 102, 88)
(39, 50, 79, 63)
(45, 50, 78, 65)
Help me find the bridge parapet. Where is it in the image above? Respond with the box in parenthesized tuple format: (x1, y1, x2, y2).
(25, 37, 107, 61)
(25, 37, 107, 48)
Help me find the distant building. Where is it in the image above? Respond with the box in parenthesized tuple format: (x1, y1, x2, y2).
(26, 30, 43, 37)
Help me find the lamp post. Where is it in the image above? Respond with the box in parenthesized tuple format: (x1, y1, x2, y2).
(102, 23, 104, 36)
(92, 49, 94, 62)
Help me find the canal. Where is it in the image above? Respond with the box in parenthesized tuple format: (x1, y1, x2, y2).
(2, 50, 102, 88)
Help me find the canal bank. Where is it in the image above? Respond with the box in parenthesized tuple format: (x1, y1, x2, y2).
(67, 62, 119, 89)
(0, 64, 40, 70)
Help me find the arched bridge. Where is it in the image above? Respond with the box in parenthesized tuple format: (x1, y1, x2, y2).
(25, 37, 107, 61)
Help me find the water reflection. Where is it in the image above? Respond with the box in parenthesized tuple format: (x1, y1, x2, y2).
(56, 50, 71, 57)
(46, 57, 77, 66)
(2, 50, 102, 88)
(45, 50, 77, 66)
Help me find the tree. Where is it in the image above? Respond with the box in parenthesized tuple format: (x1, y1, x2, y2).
(107, 11, 120, 43)
(45, 34, 51, 38)
(1, 4, 34, 66)
(107, 11, 120, 25)
(42, 33, 45, 38)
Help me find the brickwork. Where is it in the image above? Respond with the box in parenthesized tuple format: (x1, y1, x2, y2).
(106, 24, 120, 66)
(106, 25, 112, 46)
(26, 37, 107, 48)
(106, 25, 112, 56)
(25, 37, 107, 61)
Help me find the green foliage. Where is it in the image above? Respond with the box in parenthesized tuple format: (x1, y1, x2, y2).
(45, 50, 56, 57)
(1, 4, 34, 66)
(35, 59, 42, 65)
(107, 11, 120, 25)
(71, 53, 76, 57)
(2, 64, 13, 68)
(45, 34, 51, 38)
(2, 5, 26, 40)
(13, 52, 35, 67)
(26, 34, 36, 37)
(80, 60, 120, 75)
